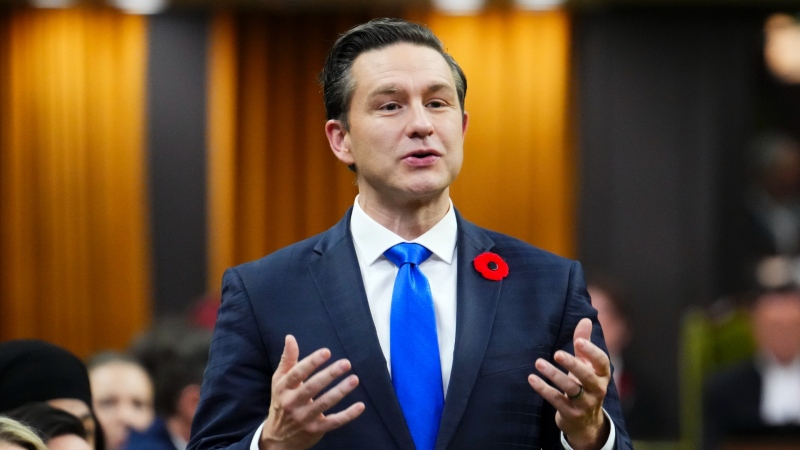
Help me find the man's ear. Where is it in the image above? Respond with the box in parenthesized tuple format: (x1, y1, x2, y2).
(325, 120, 355, 166)
(462, 111, 469, 136)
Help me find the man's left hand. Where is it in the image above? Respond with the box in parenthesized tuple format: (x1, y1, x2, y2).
(528, 318, 611, 450)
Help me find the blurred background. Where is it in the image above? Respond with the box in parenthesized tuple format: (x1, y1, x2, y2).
(1, 0, 798, 447)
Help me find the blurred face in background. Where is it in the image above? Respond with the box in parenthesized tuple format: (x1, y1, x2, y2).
(588, 285, 630, 357)
(47, 435, 92, 450)
(46, 398, 96, 448)
(753, 290, 800, 365)
(764, 144, 800, 201)
(0, 443, 27, 450)
(89, 362, 154, 450)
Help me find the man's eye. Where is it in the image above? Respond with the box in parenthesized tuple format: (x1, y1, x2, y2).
(428, 100, 445, 108)
(133, 400, 149, 410)
(382, 103, 400, 111)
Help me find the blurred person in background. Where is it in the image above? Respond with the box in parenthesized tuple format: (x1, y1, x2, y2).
(87, 353, 154, 450)
(0, 416, 47, 450)
(0, 340, 103, 450)
(125, 320, 212, 450)
(703, 286, 800, 449)
(5, 402, 92, 450)
(726, 131, 800, 292)
(588, 276, 662, 441)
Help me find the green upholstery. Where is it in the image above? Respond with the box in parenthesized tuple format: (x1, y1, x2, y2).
(679, 305, 756, 450)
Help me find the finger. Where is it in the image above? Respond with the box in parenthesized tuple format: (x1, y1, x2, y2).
(310, 401, 366, 434)
(534, 358, 581, 397)
(528, 373, 571, 412)
(296, 359, 354, 403)
(276, 335, 300, 377)
(283, 347, 332, 390)
(573, 318, 593, 358)
(553, 350, 603, 393)
(575, 337, 611, 378)
(304, 373, 360, 418)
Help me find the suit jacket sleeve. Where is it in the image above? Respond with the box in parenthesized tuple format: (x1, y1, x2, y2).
(188, 268, 272, 450)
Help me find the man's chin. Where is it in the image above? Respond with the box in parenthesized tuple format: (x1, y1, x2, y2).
(394, 186, 451, 206)
(402, 174, 455, 195)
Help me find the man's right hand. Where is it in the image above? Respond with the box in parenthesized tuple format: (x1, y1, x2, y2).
(259, 335, 365, 450)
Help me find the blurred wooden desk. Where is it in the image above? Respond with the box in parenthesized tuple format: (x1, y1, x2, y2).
(723, 438, 800, 450)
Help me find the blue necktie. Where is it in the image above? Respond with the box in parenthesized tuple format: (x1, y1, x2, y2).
(384, 243, 443, 450)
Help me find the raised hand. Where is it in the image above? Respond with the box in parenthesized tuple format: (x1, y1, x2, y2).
(527, 318, 611, 450)
(259, 335, 365, 450)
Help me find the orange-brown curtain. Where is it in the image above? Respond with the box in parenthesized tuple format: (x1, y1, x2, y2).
(207, 13, 367, 291)
(0, 8, 151, 358)
(207, 10, 573, 292)
(427, 12, 575, 258)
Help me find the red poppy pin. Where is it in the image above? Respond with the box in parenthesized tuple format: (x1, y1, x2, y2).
(473, 252, 509, 281)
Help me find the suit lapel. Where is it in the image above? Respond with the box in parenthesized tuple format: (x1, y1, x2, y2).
(308, 209, 415, 450)
(436, 214, 502, 450)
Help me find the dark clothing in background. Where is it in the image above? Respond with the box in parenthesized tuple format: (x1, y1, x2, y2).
(126, 418, 178, 450)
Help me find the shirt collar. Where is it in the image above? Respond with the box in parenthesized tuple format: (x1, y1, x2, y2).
(756, 351, 800, 375)
(350, 195, 457, 265)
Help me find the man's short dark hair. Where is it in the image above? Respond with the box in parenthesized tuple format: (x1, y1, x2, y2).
(319, 17, 467, 130)
(129, 320, 212, 418)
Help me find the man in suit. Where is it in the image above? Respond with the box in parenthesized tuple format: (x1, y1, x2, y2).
(188, 18, 631, 450)
(703, 287, 800, 449)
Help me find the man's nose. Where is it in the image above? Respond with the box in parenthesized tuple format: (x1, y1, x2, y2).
(120, 405, 142, 428)
(406, 103, 434, 138)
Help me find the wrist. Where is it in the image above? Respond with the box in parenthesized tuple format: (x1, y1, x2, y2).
(565, 415, 610, 450)
(258, 424, 287, 450)
(259, 435, 293, 450)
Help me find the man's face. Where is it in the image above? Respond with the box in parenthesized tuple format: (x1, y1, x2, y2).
(326, 43, 468, 208)
(753, 292, 800, 365)
(587, 286, 629, 356)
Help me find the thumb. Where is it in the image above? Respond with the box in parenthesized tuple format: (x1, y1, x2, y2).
(277, 334, 299, 375)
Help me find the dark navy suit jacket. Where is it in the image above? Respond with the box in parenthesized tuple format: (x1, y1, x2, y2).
(188, 209, 632, 450)
(126, 418, 178, 450)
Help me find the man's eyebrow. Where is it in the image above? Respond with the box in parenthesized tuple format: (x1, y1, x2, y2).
(426, 83, 455, 95)
(368, 85, 400, 98)
(368, 82, 455, 99)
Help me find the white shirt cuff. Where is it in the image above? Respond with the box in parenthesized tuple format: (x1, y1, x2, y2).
(250, 422, 265, 450)
(560, 408, 616, 450)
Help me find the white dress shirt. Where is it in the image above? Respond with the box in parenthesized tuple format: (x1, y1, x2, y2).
(350, 196, 458, 394)
(759, 353, 800, 425)
(250, 197, 615, 450)
(171, 430, 187, 450)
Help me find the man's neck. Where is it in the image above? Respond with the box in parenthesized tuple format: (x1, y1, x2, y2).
(357, 193, 450, 240)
